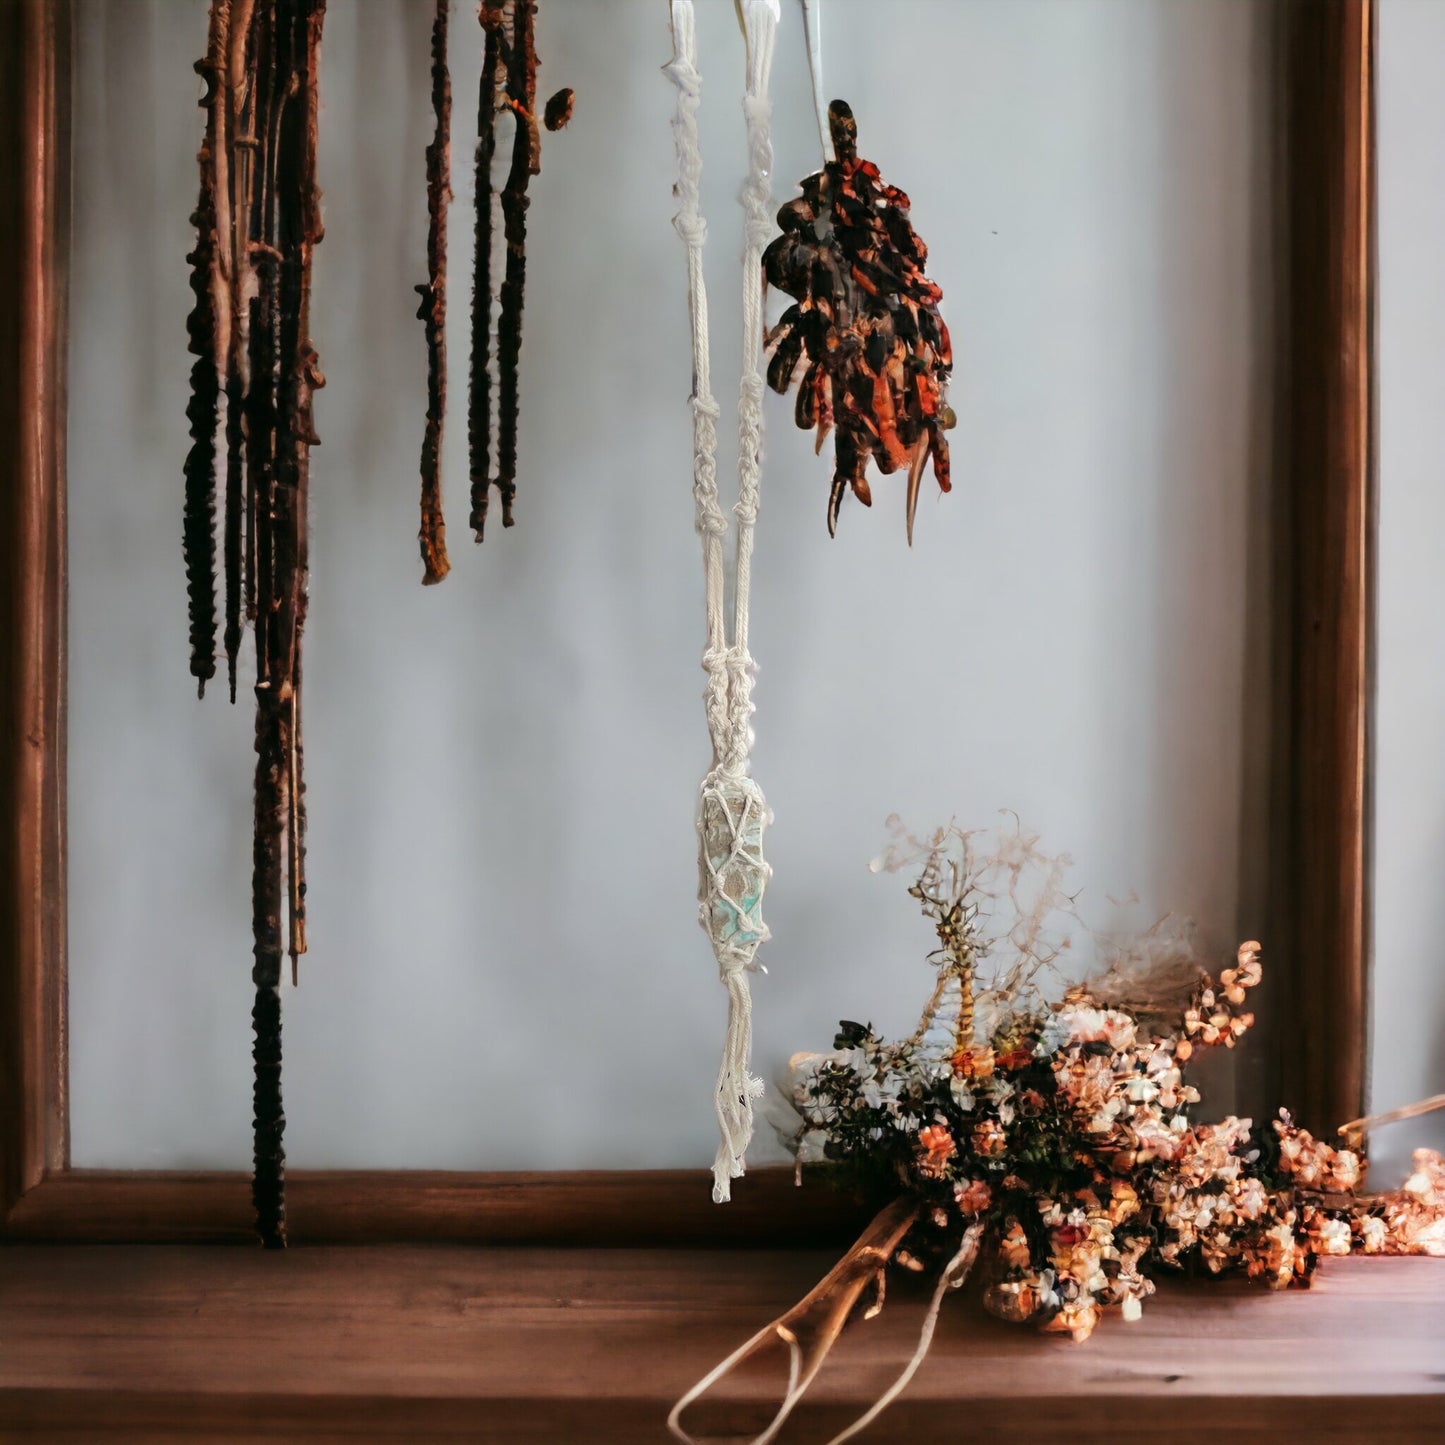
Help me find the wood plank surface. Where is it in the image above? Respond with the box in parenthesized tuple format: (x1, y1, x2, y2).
(1, 1246, 1440, 1442)
(1267, 0, 1376, 1137)
(0, 0, 71, 1219)
(3, 1168, 875, 1248)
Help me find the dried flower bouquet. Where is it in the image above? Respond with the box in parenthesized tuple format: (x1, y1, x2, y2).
(671, 821, 1444, 1443)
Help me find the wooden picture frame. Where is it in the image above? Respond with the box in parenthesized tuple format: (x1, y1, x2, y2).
(0, 0, 1376, 1247)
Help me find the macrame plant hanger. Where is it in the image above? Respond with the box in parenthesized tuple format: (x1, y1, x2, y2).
(666, 0, 784, 1203)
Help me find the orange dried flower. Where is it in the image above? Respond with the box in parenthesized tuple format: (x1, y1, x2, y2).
(916, 1124, 956, 1179)
(952, 1045, 996, 1080)
(954, 1178, 992, 1215)
(971, 1119, 1007, 1159)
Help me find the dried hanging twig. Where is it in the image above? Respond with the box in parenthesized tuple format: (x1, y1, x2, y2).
(462, 0, 571, 541)
(182, 0, 231, 696)
(492, 0, 538, 530)
(416, 0, 452, 584)
(185, 0, 325, 1248)
(468, 1, 505, 538)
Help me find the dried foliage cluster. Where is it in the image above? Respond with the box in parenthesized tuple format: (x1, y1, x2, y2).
(418, 0, 574, 582)
(183, 0, 326, 1249)
(764, 101, 954, 542)
(675, 824, 1445, 1439)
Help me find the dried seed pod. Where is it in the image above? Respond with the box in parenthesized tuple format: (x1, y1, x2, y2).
(543, 85, 573, 131)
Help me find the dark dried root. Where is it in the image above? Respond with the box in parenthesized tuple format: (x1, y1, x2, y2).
(183, 200, 220, 694)
(494, 0, 538, 530)
(468, 2, 504, 538)
(543, 86, 573, 131)
(418, 0, 451, 584)
(250, 698, 288, 1250)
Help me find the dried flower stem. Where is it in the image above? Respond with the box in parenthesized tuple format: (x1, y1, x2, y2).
(416, 0, 452, 584)
(1339, 1094, 1445, 1149)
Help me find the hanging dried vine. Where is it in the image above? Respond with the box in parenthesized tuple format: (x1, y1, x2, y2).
(416, 0, 452, 584)
(182, 0, 231, 696)
(184, 0, 325, 1248)
(463, 0, 572, 542)
(492, 0, 538, 531)
(468, 1, 505, 538)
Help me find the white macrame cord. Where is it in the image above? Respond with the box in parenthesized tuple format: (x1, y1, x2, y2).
(666, 0, 781, 1204)
(800, 0, 832, 163)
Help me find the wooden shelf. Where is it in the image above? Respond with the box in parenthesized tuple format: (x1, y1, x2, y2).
(1, 1245, 1441, 1441)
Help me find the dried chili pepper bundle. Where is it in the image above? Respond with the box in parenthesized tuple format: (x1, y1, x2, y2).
(763, 100, 954, 543)
(183, 0, 326, 1248)
(465, 0, 573, 541)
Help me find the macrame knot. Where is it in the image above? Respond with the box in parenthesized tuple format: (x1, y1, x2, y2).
(695, 504, 728, 540)
(672, 211, 707, 249)
(742, 209, 776, 257)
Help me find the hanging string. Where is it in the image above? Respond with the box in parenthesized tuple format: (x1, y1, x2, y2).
(666, 0, 780, 1204)
(799, 0, 831, 163)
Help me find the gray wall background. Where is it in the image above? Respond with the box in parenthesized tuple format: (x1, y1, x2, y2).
(1374, 0, 1445, 1178)
(69, 0, 1276, 1170)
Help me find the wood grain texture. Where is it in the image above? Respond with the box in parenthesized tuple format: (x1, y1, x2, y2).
(1268, 0, 1375, 1137)
(0, 1246, 1440, 1441)
(0, 0, 70, 1218)
(3, 1167, 876, 1247)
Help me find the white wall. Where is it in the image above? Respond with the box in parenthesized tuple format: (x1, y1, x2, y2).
(1373, 0, 1445, 1179)
(68, 0, 1274, 1170)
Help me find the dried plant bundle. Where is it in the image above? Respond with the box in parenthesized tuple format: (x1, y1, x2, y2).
(763, 101, 954, 542)
(184, 0, 326, 1249)
(463, 0, 571, 543)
